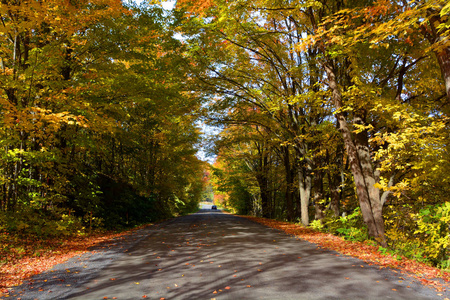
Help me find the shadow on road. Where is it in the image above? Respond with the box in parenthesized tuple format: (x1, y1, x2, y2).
(61, 211, 436, 300)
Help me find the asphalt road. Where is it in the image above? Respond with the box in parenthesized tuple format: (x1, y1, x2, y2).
(7, 210, 448, 299)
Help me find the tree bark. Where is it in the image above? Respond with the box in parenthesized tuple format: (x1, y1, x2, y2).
(435, 47, 450, 103)
(257, 151, 271, 218)
(323, 60, 387, 246)
(353, 113, 385, 244)
(299, 167, 312, 225)
(313, 168, 324, 221)
(283, 145, 295, 222)
(425, 9, 450, 103)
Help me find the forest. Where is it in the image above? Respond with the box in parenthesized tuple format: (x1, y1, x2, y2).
(0, 0, 449, 272)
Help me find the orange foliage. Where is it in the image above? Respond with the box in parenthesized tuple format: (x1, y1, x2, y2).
(176, 0, 215, 16)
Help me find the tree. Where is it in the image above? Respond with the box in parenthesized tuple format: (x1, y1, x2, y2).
(179, 0, 449, 250)
(179, 0, 345, 225)
(0, 1, 206, 233)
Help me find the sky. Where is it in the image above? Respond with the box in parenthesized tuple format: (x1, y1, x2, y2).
(130, 0, 176, 9)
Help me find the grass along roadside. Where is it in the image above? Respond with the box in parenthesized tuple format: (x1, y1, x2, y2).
(243, 216, 449, 295)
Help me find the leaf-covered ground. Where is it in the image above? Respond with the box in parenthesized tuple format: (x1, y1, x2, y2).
(0, 225, 150, 295)
(243, 216, 450, 295)
(1, 216, 449, 299)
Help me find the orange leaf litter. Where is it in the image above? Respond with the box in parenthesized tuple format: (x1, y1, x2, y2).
(0, 224, 151, 292)
(243, 216, 449, 292)
(1, 217, 449, 296)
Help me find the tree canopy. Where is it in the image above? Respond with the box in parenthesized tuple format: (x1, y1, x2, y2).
(0, 0, 448, 270)
(0, 0, 206, 234)
(178, 0, 449, 267)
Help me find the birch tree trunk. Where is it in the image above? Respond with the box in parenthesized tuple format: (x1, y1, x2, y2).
(298, 167, 312, 225)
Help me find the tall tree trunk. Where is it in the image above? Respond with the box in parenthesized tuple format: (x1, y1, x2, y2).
(425, 9, 450, 103)
(256, 144, 271, 218)
(323, 60, 387, 246)
(435, 47, 450, 103)
(298, 167, 312, 225)
(313, 168, 324, 221)
(329, 184, 340, 217)
(283, 145, 294, 222)
(256, 172, 270, 218)
(353, 113, 385, 242)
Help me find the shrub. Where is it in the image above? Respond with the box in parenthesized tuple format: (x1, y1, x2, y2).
(309, 208, 368, 242)
(384, 202, 450, 268)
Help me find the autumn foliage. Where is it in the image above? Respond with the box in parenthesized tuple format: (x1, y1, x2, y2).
(180, 0, 450, 269)
(0, 0, 206, 279)
(0, 0, 449, 292)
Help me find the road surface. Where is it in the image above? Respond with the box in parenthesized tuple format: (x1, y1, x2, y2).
(7, 210, 448, 299)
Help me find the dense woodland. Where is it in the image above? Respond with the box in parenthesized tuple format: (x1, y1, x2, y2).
(0, 0, 449, 270)
(0, 1, 205, 235)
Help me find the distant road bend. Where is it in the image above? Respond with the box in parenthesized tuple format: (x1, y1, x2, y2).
(7, 207, 446, 299)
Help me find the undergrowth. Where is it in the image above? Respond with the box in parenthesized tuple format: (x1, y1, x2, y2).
(309, 203, 450, 270)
